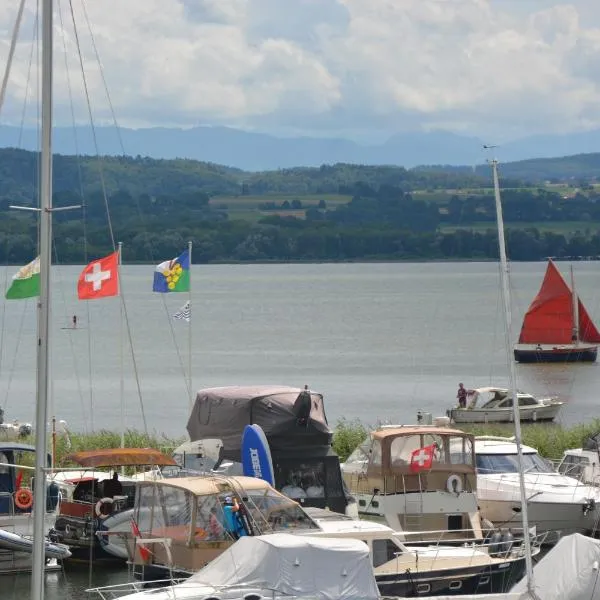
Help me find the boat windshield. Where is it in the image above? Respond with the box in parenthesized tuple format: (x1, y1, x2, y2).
(476, 452, 554, 474)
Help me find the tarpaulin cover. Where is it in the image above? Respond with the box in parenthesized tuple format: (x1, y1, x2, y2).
(186, 386, 332, 461)
(512, 533, 600, 600)
(188, 533, 380, 600)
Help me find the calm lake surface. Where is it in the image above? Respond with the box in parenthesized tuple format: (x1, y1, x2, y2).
(2, 260, 600, 597)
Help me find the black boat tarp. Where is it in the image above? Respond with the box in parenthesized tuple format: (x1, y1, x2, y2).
(186, 385, 332, 461)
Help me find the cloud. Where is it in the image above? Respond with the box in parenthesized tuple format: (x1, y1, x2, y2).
(0, 0, 599, 140)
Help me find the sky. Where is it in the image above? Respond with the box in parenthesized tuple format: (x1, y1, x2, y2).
(1, 0, 600, 142)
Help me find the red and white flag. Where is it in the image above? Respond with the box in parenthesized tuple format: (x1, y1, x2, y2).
(77, 251, 119, 300)
(409, 444, 436, 473)
(131, 518, 151, 561)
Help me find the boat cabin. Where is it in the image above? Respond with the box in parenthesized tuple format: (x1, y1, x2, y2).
(128, 475, 320, 580)
(468, 388, 542, 410)
(0, 442, 57, 516)
(50, 447, 178, 560)
(557, 433, 600, 485)
(342, 426, 482, 541)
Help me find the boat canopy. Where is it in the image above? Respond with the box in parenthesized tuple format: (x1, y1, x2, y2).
(352, 426, 476, 475)
(187, 533, 380, 600)
(136, 475, 275, 497)
(518, 259, 600, 345)
(186, 385, 332, 460)
(63, 448, 177, 468)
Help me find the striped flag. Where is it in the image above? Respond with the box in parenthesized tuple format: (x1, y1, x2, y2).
(173, 300, 191, 322)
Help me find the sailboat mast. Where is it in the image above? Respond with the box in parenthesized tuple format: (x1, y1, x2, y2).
(570, 265, 579, 344)
(31, 0, 53, 597)
(491, 159, 535, 594)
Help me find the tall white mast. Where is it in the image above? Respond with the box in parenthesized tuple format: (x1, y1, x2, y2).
(570, 265, 579, 344)
(491, 159, 536, 597)
(31, 0, 53, 597)
(187, 239, 193, 412)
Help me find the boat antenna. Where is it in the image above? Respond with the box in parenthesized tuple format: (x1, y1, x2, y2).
(490, 157, 538, 599)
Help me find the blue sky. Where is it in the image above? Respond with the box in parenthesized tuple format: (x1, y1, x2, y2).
(1, 0, 599, 141)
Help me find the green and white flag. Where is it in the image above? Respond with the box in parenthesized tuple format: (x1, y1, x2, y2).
(5, 257, 40, 299)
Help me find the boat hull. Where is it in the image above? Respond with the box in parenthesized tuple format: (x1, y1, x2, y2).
(514, 344, 598, 363)
(377, 557, 526, 597)
(451, 404, 560, 423)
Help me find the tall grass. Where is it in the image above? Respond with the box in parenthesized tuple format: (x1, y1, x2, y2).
(24, 429, 185, 466)
(331, 418, 600, 462)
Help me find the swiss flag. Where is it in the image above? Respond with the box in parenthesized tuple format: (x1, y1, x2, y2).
(77, 251, 119, 300)
(409, 444, 436, 473)
(131, 518, 151, 561)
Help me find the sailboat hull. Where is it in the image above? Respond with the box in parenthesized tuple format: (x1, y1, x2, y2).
(514, 344, 597, 363)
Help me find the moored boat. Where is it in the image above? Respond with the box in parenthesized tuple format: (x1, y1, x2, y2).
(514, 259, 600, 363)
(449, 387, 563, 424)
(341, 424, 485, 543)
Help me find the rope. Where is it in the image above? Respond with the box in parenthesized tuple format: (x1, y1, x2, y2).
(0, 0, 26, 117)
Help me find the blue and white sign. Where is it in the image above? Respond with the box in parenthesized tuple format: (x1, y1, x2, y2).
(241, 424, 275, 486)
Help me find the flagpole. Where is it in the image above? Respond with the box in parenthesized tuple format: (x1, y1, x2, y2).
(188, 240, 193, 412)
(118, 242, 125, 456)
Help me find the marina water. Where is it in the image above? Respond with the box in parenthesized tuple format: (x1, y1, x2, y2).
(2, 260, 600, 596)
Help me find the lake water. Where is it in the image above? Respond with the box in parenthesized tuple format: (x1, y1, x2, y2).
(3, 260, 600, 597)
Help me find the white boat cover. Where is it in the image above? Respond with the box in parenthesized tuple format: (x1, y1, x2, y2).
(188, 533, 379, 600)
(512, 533, 600, 599)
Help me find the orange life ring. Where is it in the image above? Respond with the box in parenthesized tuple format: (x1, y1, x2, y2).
(14, 488, 33, 510)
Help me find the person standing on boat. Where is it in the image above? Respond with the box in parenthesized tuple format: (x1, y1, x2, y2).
(457, 383, 467, 408)
(222, 496, 246, 539)
(72, 315, 77, 329)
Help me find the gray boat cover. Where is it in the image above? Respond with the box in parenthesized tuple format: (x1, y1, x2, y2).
(188, 533, 380, 600)
(186, 386, 332, 460)
(511, 533, 600, 599)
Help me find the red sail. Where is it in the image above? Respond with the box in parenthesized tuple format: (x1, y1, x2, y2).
(518, 260, 575, 344)
(578, 299, 600, 343)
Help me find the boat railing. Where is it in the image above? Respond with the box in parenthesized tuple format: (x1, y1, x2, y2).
(85, 579, 187, 599)
(394, 529, 549, 571)
(396, 527, 549, 547)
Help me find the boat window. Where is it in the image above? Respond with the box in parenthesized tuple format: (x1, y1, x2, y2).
(476, 453, 554, 474)
(390, 436, 421, 466)
(0, 452, 8, 475)
(518, 396, 537, 407)
(196, 494, 229, 541)
(372, 538, 402, 567)
(449, 437, 473, 466)
(370, 440, 382, 467)
(558, 454, 589, 479)
(244, 489, 319, 533)
(277, 460, 326, 500)
(345, 442, 371, 467)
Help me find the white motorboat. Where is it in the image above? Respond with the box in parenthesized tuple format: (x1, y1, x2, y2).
(556, 432, 600, 486)
(449, 387, 562, 424)
(475, 436, 600, 541)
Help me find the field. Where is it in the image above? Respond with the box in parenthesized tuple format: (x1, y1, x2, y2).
(211, 193, 352, 221)
(440, 221, 596, 234)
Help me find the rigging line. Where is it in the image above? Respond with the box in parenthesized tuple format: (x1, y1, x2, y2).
(67, 0, 115, 251)
(0, 0, 26, 118)
(0, 247, 8, 382)
(79, 0, 125, 154)
(78, 2, 192, 418)
(2, 300, 29, 412)
(119, 276, 149, 436)
(163, 300, 192, 401)
(52, 242, 89, 434)
(58, 0, 94, 432)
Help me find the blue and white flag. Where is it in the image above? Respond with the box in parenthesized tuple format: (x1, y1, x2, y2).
(173, 300, 191, 322)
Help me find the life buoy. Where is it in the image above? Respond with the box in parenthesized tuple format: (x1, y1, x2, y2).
(446, 474, 463, 494)
(14, 488, 33, 510)
(95, 497, 114, 519)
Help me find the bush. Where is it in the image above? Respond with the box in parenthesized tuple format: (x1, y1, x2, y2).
(332, 418, 368, 462)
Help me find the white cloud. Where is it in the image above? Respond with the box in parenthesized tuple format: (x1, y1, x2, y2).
(0, 0, 600, 139)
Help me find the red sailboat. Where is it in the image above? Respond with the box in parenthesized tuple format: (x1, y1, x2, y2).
(514, 259, 600, 362)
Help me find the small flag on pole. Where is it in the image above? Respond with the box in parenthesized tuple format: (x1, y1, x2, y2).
(173, 300, 191, 322)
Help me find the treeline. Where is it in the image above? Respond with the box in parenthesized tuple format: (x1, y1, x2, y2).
(2, 184, 600, 263)
(0, 148, 496, 200)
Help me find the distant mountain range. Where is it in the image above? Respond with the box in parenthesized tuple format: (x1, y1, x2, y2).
(1, 124, 599, 172)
